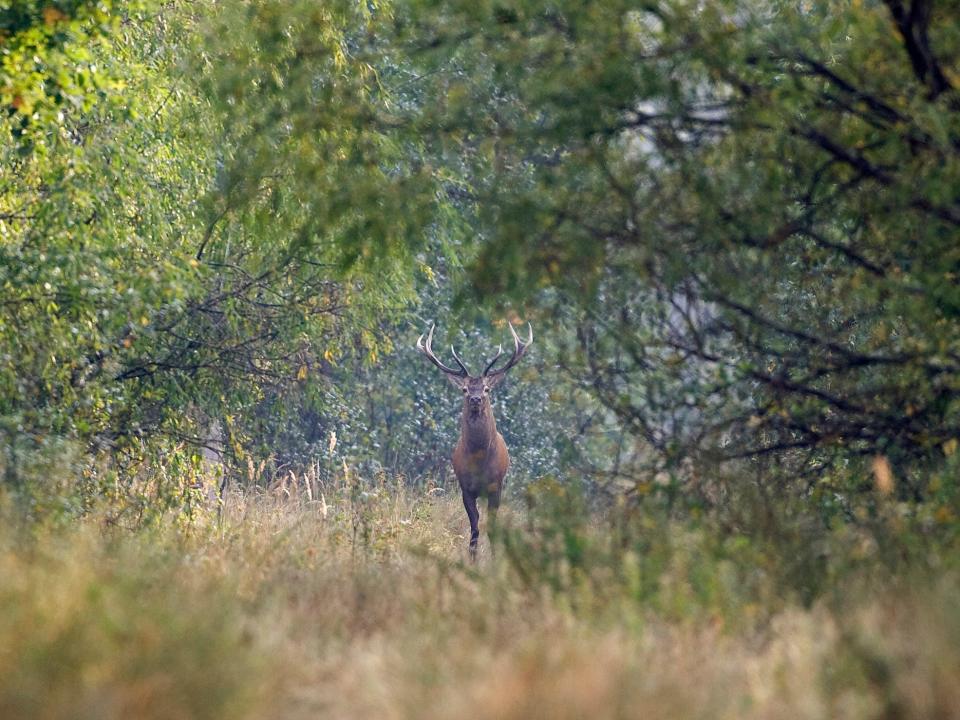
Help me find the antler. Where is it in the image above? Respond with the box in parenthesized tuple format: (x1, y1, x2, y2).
(482, 344, 504, 376)
(483, 321, 533, 378)
(416, 324, 471, 377)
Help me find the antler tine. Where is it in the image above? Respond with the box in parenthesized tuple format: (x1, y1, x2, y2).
(416, 323, 469, 377)
(450, 345, 472, 376)
(484, 321, 533, 377)
(508, 320, 533, 348)
(482, 344, 503, 376)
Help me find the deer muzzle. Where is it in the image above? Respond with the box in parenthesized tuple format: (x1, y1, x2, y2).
(468, 396, 483, 416)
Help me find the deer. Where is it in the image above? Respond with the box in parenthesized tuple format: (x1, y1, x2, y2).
(416, 321, 533, 558)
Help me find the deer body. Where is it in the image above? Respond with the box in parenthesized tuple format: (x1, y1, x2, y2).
(417, 322, 532, 558)
(453, 415, 509, 497)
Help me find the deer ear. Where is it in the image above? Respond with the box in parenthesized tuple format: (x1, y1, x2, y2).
(445, 374, 468, 390)
(485, 373, 508, 390)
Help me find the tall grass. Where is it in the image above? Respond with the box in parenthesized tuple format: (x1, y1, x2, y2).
(1, 477, 958, 719)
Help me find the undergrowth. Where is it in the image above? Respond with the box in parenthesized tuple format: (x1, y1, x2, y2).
(0, 475, 958, 720)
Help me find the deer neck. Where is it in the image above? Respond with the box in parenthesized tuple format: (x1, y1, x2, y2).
(461, 401, 497, 450)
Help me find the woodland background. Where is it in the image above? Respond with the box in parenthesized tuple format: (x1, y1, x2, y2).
(1, 1, 959, 718)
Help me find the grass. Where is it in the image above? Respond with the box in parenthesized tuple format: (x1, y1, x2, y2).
(1, 477, 958, 720)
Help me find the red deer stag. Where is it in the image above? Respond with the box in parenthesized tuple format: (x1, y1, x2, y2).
(417, 321, 533, 558)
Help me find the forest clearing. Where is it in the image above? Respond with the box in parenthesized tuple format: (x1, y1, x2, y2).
(2, 0, 958, 717)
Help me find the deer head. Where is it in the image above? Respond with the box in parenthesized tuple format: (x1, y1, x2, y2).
(416, 321, 533, 422)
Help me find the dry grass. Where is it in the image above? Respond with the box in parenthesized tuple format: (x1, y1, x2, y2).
(0, 481, 957, 720)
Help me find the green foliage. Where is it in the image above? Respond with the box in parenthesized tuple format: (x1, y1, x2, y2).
(0, 0, 450, 511)
(0, 1, 209, 497)
(392, 0, 960, 484)
(2, 0, 958, 544)
(196, 0, 444, 287)
(505, 461, 960, 625)
(0, 1, 139, 150)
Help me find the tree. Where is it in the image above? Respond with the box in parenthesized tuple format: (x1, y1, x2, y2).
(388, 0, 959, 491)
(1, 1, 132, 149)
(0, 0, 449, 514)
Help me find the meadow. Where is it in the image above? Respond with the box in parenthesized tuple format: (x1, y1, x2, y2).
(2, 474, 958, 720)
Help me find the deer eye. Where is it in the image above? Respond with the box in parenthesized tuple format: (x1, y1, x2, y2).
(462, 387, 468, 393)
(483, 387, 490, 393)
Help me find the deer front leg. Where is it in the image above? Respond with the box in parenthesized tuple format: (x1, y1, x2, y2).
(462, 489, 480, 560)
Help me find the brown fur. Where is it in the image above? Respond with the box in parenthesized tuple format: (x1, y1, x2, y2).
(417, 322, 532, 558)
(451, 377, 510, 557)
(453, 389, 510, 496)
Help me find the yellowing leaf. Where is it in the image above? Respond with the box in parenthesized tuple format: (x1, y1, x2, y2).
(42, 7, 66, 25)
(935, 506, 955, 524)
